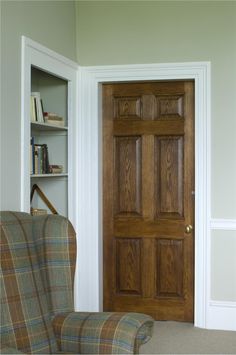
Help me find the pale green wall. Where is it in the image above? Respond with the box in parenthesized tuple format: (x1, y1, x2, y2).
(76, 0, 236, 219)
(211, 230, 236, 301)
(0, 0, 76, 210)
(76, 1, 236, 304)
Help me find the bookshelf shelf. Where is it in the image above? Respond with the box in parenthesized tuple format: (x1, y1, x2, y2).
(31, 173, 68, 178)
(31, 122, 68, 131)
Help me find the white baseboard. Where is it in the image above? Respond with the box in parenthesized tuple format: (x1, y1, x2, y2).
(207, 301, 236, 331)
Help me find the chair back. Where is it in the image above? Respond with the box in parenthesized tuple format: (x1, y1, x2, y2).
(0, 211, 76, 354)
(32, 213, 76, 315)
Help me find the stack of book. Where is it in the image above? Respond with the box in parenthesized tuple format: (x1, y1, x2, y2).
(30, 138, 50, 174)
(30, 138, 64, 175)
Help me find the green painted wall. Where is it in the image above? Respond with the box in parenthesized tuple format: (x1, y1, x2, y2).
(76, 0, 236, 219)
(0, 0, 76, 210)
(76, 1, 236, 303)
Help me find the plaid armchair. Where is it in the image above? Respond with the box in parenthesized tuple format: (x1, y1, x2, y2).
(0, 211, 153, 354)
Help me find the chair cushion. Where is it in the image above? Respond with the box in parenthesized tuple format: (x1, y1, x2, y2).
(0, 212, 58, 354)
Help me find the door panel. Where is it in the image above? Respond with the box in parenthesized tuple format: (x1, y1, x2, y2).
(116, 238, 142, 295)
(114, 136, 142, 216)
(155, 136, 184, 219)
(103, 81, 194, 321)
(156, 238, 184, 298)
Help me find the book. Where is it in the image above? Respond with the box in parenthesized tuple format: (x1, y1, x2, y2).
(30, 97, 36, 122)
(31, 92, 44, 123)
(30, 137, 35, 174)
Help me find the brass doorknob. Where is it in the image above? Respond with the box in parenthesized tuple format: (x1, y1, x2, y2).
(185, 224, 193, 234)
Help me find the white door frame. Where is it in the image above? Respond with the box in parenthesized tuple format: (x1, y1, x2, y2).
(76, 62, 211, 329)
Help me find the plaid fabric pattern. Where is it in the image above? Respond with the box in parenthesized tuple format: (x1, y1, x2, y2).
(1, 211, 154, 354)
(52, 311, 154, 354)
(0, 212, 58, 354)
(32, 215, 76, 316)
(0, 346, 26, 354)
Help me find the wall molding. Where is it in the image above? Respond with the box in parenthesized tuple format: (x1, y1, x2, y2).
(211, 219, 236, 230)
(77, 62, 212, 329)
(209, 301, 236, 308)
(208, 301, 236, 331)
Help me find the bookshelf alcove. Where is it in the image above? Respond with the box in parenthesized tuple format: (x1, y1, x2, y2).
(30, 67, 69, 216)
(21, 37, 78, 228)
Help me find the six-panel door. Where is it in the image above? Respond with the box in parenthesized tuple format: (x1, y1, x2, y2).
(103, 81, 194, 321)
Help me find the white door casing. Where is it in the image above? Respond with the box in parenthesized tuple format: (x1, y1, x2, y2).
(77, 62, 211, 329)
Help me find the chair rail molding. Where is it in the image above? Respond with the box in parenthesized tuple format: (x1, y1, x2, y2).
(77, 62, 212, 329)
(211, 219, 236, 230)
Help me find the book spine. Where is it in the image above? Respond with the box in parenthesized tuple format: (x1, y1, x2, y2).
(30, 97, 36, 122)
(37, 146, 42, 174)
(44, 144, 50, 173)
(31, 137, 35, 174)
(33, 98, 38, 122)
(34, 145, 38, 174)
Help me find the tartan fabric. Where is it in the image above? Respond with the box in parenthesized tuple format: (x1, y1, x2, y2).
(1, 211, 154, 354)
(0, 346, 26, 354)
(32, 214, 76, 316)
(52, 311, 154, 354)
(0, 211, 58, 354)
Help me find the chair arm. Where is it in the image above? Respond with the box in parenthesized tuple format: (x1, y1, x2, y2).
(0, 347, 26, 354)
(52, 311, 154, 354)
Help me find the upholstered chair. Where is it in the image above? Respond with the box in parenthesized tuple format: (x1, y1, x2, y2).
(0, 211, 153, 354)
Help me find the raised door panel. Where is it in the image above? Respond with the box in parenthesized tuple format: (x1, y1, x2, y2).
(156, 95, 184, 119)
(155, 136, 184, 219)
(114, 96, 142, 119)
(116, 238, 142, 295)
(114, 136, 142, 217)
(156, 239, 184, 298)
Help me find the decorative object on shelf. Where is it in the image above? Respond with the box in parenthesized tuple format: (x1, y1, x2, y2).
(44, 112, 64, 126)
(49, 164, 63, 174)
(30, 183, 58, 215)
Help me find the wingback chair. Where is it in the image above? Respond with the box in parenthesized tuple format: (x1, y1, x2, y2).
(0, 211, 153, 354)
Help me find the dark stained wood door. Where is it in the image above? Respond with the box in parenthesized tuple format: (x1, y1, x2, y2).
(103, 81, 194, 321)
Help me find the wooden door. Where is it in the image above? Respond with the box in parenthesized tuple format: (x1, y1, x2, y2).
(103, 81, 194, 321)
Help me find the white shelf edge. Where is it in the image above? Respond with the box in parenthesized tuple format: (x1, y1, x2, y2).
(31, 122, 68, 131)
(31, 173, 68, 178)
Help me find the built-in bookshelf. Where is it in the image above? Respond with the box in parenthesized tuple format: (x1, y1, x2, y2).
(21, 37, 78, 226)
(30, 67, 69, 216)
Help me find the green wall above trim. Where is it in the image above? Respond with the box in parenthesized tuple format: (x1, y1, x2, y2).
(76, 1, 236, 218)
(75, 1, 235, 66)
